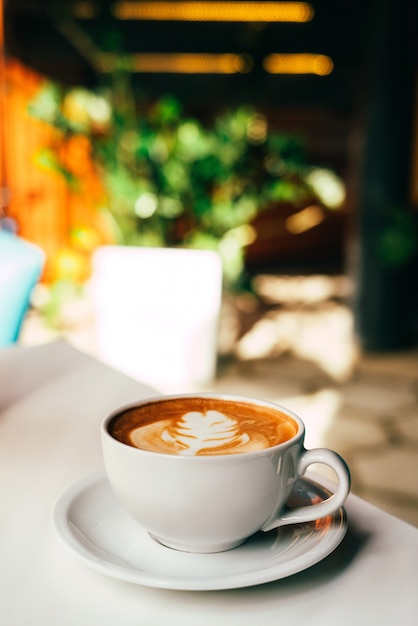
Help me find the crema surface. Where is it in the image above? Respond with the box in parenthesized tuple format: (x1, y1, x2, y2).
(109, 398, 298, 456)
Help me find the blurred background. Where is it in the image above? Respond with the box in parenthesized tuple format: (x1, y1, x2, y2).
(1, 1, 418, 525)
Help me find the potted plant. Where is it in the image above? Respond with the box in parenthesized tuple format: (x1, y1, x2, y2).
(28, 71, 345, 290)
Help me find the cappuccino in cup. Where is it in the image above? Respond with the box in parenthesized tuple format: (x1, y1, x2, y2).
(108, 396, 298, 456)
(102, 393, 350, 553)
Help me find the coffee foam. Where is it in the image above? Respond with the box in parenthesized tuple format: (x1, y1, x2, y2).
(130, 410, 267, 455)
(109, 398, 299, 456)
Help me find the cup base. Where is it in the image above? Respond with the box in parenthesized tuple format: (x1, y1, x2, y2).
(149, 533, 247, 554)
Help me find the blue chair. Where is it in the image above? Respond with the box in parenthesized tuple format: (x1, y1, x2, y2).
(0, 230, 45, 347)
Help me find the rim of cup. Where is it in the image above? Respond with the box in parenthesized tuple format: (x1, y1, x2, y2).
(101, 392, 305, 459)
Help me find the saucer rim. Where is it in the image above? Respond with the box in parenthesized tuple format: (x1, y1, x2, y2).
(52, 471, 348, 591)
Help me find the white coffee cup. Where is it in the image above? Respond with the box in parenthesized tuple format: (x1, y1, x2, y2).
(101, 393, 351, 553)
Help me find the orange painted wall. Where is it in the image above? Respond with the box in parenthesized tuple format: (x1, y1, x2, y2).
(1, 59, 109, 282)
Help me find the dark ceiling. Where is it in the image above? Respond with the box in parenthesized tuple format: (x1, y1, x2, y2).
(4, 0, 376, 112)
(5, 0, 418, 120)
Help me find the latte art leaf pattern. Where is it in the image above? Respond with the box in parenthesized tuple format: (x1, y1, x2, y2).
(117, 398, 299, 455)
(161, 410, 250, 455)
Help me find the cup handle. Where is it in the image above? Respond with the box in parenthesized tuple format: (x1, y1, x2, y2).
(261, 448, 351, 531)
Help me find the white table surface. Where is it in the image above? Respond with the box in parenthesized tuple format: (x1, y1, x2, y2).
(1, 341, 417, 625)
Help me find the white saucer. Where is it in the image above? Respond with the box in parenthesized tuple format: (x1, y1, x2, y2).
(52, 471, 348, 591)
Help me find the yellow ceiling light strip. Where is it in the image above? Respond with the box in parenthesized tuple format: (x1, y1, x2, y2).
(113, 2, 314, 23)
(99, 52, 252, 74)
(97, 52, 334, 75)
(264, 53, 334, 75)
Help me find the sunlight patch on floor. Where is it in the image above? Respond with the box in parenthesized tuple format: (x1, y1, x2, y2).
(236, 304, 357, 381)
(252, 274, 352, 305)
(236, 274, 358, 382)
